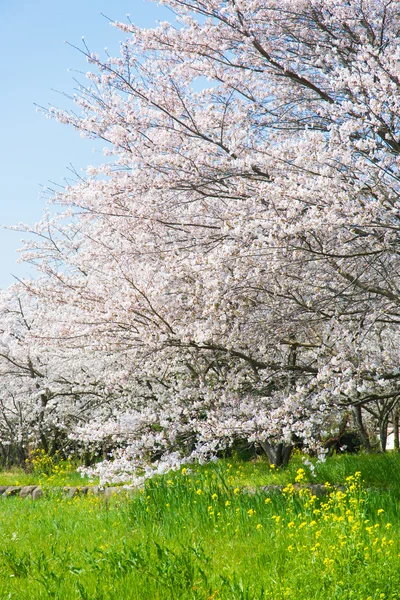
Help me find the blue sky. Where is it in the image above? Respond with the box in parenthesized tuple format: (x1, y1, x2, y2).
(0, 0, 171, 287)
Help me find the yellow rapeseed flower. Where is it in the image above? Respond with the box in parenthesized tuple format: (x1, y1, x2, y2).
(271, 515, 280, 523)
(323, 558, 334, 568)
(283, 483, 294, 495)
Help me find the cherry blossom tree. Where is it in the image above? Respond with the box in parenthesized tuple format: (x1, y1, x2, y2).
(12, 0, 400, 479)
(0, 288, 133, 465)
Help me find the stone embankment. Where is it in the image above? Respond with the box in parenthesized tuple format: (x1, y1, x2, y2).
(0, 485, 135, 500)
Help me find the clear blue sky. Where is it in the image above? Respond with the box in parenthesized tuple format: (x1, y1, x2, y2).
(0, 0, 171, 287)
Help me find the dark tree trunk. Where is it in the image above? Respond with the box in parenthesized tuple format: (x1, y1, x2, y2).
(379, 416, 389, 452)
(353, 405, 371, 452)
(324, 413, 349, 454)
(394, 411, 399, 451)
(260, 440, 293, 467)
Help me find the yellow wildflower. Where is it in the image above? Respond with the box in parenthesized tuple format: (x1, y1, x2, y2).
(295, 468, 306, 483)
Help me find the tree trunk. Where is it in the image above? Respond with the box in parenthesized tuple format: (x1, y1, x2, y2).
(379, 416, 389, 453)
(394, 411, 399, 451)
(353, 405, 371, 452)
(260, 440, 293, 467)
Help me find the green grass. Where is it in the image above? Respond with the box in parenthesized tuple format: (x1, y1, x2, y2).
(2, 450, 399, 490)
(0, 452, 98, 488)
(0, 454, 400, 599)
(192, 451, 400, 491)
(0, 467, 96, 488)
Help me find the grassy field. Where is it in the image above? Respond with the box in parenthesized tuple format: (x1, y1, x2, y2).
(0, 450, 97, 488)
(0, 453, 400, 599)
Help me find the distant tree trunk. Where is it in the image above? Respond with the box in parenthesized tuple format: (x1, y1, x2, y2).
(394, 411, 399, 451)
(353, 405, 371, 452)
(259, 440, 293, 467)
(324, 413, 349, 454)
(379, 416, 389, 452)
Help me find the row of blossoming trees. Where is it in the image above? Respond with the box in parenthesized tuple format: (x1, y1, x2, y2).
(1, 0, 400, 482)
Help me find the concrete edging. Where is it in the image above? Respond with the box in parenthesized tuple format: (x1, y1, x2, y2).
(0, 485, 136, 500)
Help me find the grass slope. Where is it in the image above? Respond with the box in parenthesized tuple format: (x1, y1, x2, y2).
(0, 453, 399, 599)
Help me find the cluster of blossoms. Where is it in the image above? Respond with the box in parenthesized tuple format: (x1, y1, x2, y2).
(2, 0, 400, 480)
